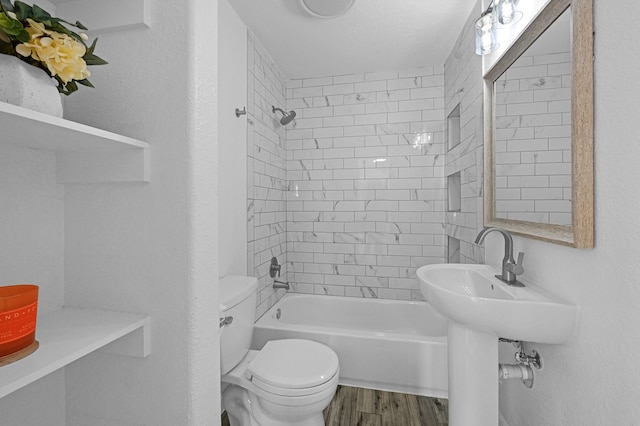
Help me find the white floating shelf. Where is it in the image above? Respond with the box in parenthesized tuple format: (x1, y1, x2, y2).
(0, 307, 150, 399)
(0, 102, 150, 183)
(57, 0, 150, 34)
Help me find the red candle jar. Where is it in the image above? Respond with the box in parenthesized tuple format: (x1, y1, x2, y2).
(0, 285, 39, 359)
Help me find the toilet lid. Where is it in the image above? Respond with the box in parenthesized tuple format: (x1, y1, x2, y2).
(247, 339, 339, 392)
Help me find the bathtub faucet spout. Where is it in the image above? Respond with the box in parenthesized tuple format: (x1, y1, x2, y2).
(273, 280, 290, 290)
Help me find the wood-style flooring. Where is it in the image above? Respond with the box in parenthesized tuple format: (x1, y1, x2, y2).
(324, 386, 448, 426)
(221, 385, 448, 426)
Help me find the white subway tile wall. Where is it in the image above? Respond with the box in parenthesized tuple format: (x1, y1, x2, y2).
(494, 51, 572, 225)
(246, 10, 489, 309)
(285, 68, 446, 301)
(444, 5, 485, 264)
(247, 32, 289, 319)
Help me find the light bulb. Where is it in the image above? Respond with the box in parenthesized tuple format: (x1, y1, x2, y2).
(496, 0, 522, 26)
(475, 12, 497, 55)
(481, 27, 493, 51)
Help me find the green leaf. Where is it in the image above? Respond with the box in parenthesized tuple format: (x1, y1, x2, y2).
(86, 37, 97, 55)
(0, 12, 15, 30)
(0, 0, 13, 13)
(76, 78, 94, 88)
(46, 16, 88, 31)
(70, 20, 87, 30)
(58, 79, 78, 95)
(0, 11, 25, 36)
(66, 80, 78, 94)
(84, 54, 108, 66)
(47, 21, 75, 36)
(31, 4, 52, 21)
(13, 1, 32, 20)
(15, 27, 28, 42)
(83, 39, 107, 65)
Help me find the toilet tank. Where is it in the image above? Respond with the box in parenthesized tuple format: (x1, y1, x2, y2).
(219, 275, 258, 375)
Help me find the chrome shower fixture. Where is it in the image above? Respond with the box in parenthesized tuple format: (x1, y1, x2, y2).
(272, 105, 297, 126)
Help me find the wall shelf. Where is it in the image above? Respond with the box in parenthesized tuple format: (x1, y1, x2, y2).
(447, 172, 462, 212)
(0, 307, 150, 399)
(0, 102, 150, 183)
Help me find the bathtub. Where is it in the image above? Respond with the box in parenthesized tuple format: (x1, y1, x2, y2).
(251, 293, 448, 398)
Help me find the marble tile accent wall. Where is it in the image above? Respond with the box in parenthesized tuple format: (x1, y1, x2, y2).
(494, 52, 572, 225)
(285, 68, 446, 300)
(246, 31, 289, 319)
(444, 1, 485, 264)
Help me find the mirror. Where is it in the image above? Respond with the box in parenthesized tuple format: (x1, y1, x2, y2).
(483, 0, 593, 248)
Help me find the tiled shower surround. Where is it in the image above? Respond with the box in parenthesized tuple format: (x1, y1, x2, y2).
(285, 69, 446, 300)
(246, 7, 489, 313)
(443, 2, 484, 264)
(246, 31, 289, 319)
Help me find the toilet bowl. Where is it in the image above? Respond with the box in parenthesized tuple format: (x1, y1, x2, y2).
(219, 276, 339, 426)
(222, 339, 339, 426)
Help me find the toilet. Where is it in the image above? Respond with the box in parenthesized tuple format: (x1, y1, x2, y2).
(219, 276, 339, 426)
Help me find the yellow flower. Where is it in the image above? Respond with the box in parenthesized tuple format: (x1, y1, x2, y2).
(15, 19, 90, 84)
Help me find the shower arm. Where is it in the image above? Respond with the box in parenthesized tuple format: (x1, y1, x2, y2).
(271, 105, 296, 126)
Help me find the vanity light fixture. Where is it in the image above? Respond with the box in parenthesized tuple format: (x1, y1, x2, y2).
(476, 8, 498, 55)
(475, 0, 522, 55)
(496, 0, 522, 25)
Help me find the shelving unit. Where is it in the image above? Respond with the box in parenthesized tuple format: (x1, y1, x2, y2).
(0, 308, 150, 399)
(0, 0, 156, 419)
(0, 101, 150, 183)
(0, 100, 153, 399)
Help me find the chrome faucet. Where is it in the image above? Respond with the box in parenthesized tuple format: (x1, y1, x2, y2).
(273, 280, 290, 290)
(475, 227, 525, 286)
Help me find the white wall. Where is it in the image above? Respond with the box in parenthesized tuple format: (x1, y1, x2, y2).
(478, 1, 640, 424)
(218, 0, 248, 278)
(0, 372, 66, 426)
(0, 146, 66, 423)
(0, 146, 64, 315)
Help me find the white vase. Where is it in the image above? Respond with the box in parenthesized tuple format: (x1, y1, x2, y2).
(0, 54, 63, 118)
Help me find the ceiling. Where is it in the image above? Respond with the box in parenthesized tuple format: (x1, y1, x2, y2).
(227, 0, 479, 79)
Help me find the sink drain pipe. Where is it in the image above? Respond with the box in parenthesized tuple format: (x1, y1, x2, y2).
(498, 339, 542, 388)
(499, 363, 535, 388)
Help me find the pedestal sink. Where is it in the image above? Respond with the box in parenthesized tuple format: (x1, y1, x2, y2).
(417, 264, 577, 426)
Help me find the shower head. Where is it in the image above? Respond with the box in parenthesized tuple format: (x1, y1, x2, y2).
(272, 106, 297, 126)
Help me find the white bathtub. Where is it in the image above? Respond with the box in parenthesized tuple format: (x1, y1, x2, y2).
(251, 293, 448, 398)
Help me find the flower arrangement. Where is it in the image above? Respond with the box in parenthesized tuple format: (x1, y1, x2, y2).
(0, 0, 106, 95)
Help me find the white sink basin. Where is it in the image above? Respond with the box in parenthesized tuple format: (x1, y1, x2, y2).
(417, 264, 577, 344)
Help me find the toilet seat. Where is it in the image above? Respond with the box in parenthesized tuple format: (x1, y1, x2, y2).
(247, 339, 339, 397)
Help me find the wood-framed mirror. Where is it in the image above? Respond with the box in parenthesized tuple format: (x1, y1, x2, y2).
(483, 0, 593, 248)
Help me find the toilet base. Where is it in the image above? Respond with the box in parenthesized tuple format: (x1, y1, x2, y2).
(222, 384, 329, 426)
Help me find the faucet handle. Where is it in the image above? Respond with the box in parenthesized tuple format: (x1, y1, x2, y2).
(511, 252, 525, 275)
(269, 257, 281, 278)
